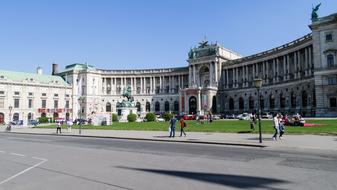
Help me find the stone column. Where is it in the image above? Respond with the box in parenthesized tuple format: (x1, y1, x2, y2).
(275, 58, 279, 82)
(214, 62, 218, 84)
(197, 89, 201, 114)
(193, 65, 196, 86)
(252, 64, 255, 80)
(178, 75, 181, 90)
(226, 69, 229, 88)
(305, 48, 308, 76)
(273, 59, 276, 82)
(308, 47, 312, 75)
(262, 62, 266, 83)
(286, 54, 290, 80)
(283, 56, 287, 80)
(184, 91, 188, 113)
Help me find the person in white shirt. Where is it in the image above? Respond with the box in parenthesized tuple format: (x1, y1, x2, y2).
(272, 113, 280, 140)
(67, 120, 73, 133)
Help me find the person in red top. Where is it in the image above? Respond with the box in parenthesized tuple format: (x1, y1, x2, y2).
(179, 118, 187, 137)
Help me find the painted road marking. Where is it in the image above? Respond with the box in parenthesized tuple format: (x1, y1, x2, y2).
(10, 153, 25, 157)
(0, 152, 48, 185)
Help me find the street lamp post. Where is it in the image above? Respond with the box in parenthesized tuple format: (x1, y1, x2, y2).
(253, 78, 263, 143)
(8, 106, 13, 131)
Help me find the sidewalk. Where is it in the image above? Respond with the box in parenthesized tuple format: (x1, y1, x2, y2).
(1, 126, 337, 151)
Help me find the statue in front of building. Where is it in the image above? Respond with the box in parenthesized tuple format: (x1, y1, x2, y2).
(117, 86, 135, 108)
(311, 3, 321, 21)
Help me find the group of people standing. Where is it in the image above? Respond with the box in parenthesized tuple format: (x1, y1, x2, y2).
(272, 113, 286, 140)
(169, 117, 187, 138)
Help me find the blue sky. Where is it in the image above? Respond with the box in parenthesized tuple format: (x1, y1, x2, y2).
(0, 0, 336, 74)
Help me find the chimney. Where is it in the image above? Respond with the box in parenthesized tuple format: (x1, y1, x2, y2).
(52, 63, 59, 75)
(36, 67, 43, 75)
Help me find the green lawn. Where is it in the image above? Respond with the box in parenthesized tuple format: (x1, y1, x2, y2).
(36, 119, 337, 135)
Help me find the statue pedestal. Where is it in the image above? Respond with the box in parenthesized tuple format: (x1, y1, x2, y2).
(117, 107, 137, 122)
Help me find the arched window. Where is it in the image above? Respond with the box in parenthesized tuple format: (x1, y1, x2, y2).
(291, 92, 296, 108)
(302, 91, 308, 107)
(260, 95, 264, 109)
(280, 94, 286, 108)
(229, 98, 234, 110)
(239, 97, 244, 110)
(212, 96, 217, 113)
(164, 101, 170, 112)
(269, 94, 275, 109)
(136, 102, 141, 112)
(13, 113, 19, 121)
(146, 102, 151, 112)
(174, 101, 179, 112)
(249, 96, 254, 110)
(155, 101, 160, 112)
(106, 102, 112, 112)
(327, 54, 334, 67)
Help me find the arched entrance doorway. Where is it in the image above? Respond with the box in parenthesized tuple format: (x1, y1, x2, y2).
(53, 112, 59, 121)
(28, 113, 33, 121)
(13, 113, 19, 121)
(146, 102, 151, 112)
(136, 102, 141, 112)
(0, 113, 4, 124)
(189, 96, 197, 114)
(212, 96, 217, 113)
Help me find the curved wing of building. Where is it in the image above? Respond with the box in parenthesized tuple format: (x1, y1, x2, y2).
(2, 12, 335, 124)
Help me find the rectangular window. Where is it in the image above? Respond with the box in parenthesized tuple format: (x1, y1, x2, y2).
(14, 99, 20, 108)
(65, 100, 69, 109)
(28, 92, 33, 96)
(14, 91, 20, 95)
(54, 94, 58, 97)
(54, 100, 58, 109)
(328, 77, 337, 85)
(65, 94, 70, 98)
(326, 33, 333, 42)
(0, 91, 4, 95)
(42, 93, 47, 96)
(0, 98, 4, 108)
(42, 100, 46, 108)
(330, 97, 337, 108)
(28, 99, 33, 108)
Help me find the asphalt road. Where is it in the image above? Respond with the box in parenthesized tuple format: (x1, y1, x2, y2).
(0, 133, 336, 190)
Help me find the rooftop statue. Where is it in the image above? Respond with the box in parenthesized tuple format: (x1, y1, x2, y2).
(198, 40, 209, 48)
(311, 3, 321, 21)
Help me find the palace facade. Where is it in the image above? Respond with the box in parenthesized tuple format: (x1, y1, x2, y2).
(0, 12, 336, 124)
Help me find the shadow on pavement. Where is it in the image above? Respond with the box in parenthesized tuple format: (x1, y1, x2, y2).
(117, 166, 289, 189)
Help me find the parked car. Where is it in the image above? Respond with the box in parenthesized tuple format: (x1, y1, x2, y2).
(135, 118, 143, 123)
(238, 113, 251, 120)
(74, 119, 87, 125)
(156, 117, 165, 122)
(226, 114, 236, 119)
(10, 120, 23, 125)
(261, 112, 273, 119)
(212, 115, 220, 120)
(28, 120, 39, 126)
(183, 115, 197, 120)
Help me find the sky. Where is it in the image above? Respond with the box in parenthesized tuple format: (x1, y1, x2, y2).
(0, 0, 336, 74)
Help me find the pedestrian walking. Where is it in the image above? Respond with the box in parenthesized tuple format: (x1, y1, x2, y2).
(279, 116, 286, 139)
(179, 118, 187, 137)
(56, 122, 62, 134)
(250, 113, 257, 130)
(169, 116, 177, 138)
(67, 120, 73, 133)
(272, 113, 279, 140)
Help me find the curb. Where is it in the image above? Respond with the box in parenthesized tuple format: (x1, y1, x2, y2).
(3, 131, 267, 148)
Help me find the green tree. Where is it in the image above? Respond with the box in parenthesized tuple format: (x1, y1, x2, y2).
(38, 117, 49, 123)
(127, 113, 137, 122)
(145, 113, 156, 122)
(162, 112, 174, 121)
(112, 113, 119, 122)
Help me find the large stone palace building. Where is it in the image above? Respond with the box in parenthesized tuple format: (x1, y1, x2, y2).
(0, 12, 336, 124)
